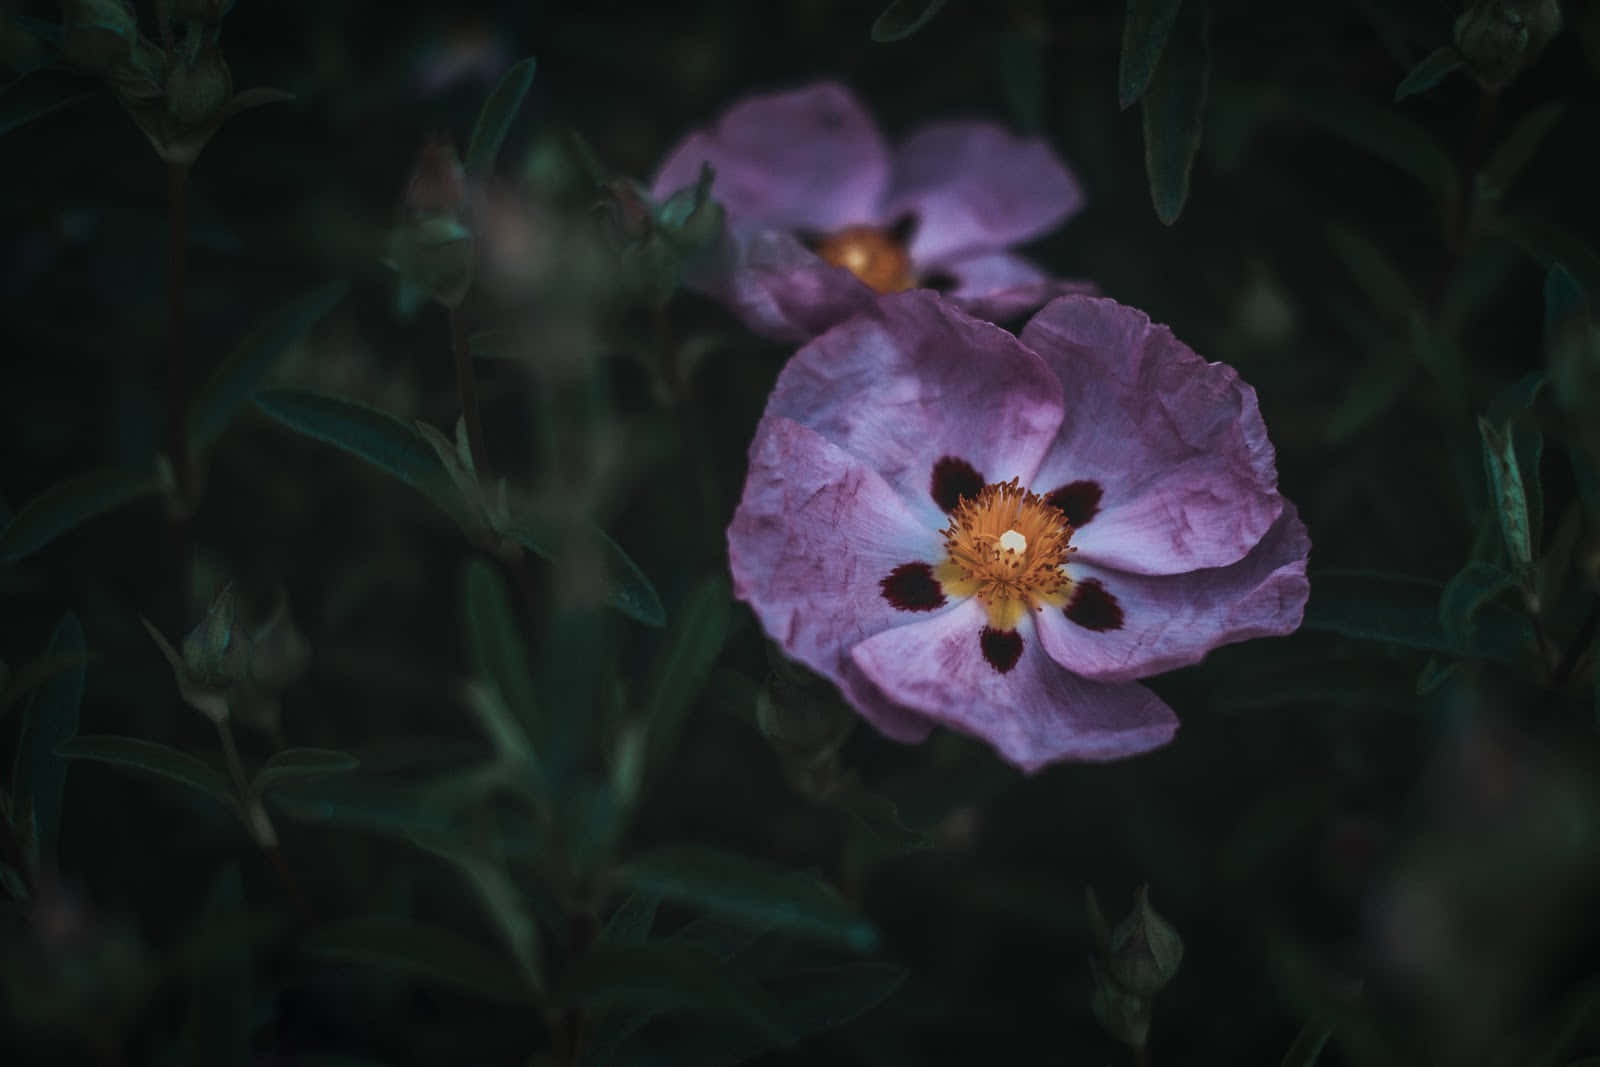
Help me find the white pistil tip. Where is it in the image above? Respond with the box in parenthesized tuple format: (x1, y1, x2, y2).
(999, 529, 1028, 555)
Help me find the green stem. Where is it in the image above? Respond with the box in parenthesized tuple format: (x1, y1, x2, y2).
(451, 306, 490, 475)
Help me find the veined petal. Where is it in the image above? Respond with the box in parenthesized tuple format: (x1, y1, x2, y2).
(728, 416, 943, 741)
(934, 250, 1099, 324)
(652, 81, 891, 233)
(692, 228, 876, 343)
(849, 600, 1178, 772)
(767, 290, 1064, 527)
(1022, 295, 1285, 574)
(885, 121, 1085, 265)
(1036, 503, 1311, 683)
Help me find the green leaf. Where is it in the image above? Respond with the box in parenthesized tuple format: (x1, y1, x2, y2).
(1479, 416, 1534, 569)
(461, 557, 543, 752)
(301, 916, 535, 1005)
(465, 57, 536, 180)
(994, 32, 1045, 134)
(502, 520, 664, 627)
(1545, 263, 1589, 339)
(1481, 100, 1567, 201)
(0, 72, 93, 137)
(1486, 372, 1547, 556)
(180, 862, 251, 1065)
(1409, 312, 1468, 419)
(1394, 45, 1464, 101)
(830, 778, 929, 857)
(1298, 91, 1460, 229)
(1490, 214, 1600, 299)
(267, 778, 462, 841)
(557, 942, 789, 1048)
(57, 735, 233, 807)
(1439, 561, 1519, 647)
(1119, 0, 1184, 110)
(0, 465, 159, 564)
(641, 576, 732, 784)
(1303, 571, 1532, 662)
(407, 829, 545, 993)
(1280, 1018, 1335, 1067)
(1323, 350, 1414, 444)
(869, 0, 948, 42)
(188, 280, 350, 451)
(623, 845, 878, 952)
(12, 613, 85, 871)
(1140, 0, 1210, 224)
(1326, 224, 1423, 325)
(600, 892, 660, 946)
(1415, 655, 1466, 696)
(251, 748, 359, 797)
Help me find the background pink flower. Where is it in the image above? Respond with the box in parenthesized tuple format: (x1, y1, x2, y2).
(652, 81, 1092, 341)
(728, 291, 1310, 772)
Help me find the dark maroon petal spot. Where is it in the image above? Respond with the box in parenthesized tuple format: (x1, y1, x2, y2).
(980, 626, 1024, 674)
(1044, 480, 1104, 527)
(920, 270, 960, 293)
(931, 456, 984, 513)
(880, 562, 946, 612)
(1066, 578, 1124, 632)
(886, 212, 919, 246)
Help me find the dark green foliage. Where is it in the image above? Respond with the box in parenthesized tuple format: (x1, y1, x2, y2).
(1119, 0, 1184, 110)
(466, 56, 537, 180)
(300, 915, 536, 1004)
(1393, 45, 1464, 101)
(869, 0, 948, 43)
(1140, 0, 1209, 223)
(0, 466, 159, 564)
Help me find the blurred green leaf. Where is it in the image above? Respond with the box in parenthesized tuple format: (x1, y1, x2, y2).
(1140, 0, 1209, 224)
(641, 575, 732, 784)
(1281, 1018, 1335, 1066)
(1119, 0, 1183, 110)
(994, 31, 1044, 134)
(11, 613, 84, 872)
(268, 778, 464, 841)
(1303, 571, 1532, 662)
(501, 519, 665, 627)
(0, 465, 159, 564)
(1393, 45, 1463, 101)
(1439, 561, 1519, 648)
(870, 0, 947, 42)
(251, 748, 359, 797)
(301, 916, 534, 1005)
(180, 862, 250, 1065)
(1479, 416, 1534, 570)
(1410, 313, 1469, 419)
(1414, 655, 1466, 695)
(57, 735, 233, 807)
(407, 828, 545, 993)
(1481, 100, 1567, 201)
(188, 280, 350, 451)
(465, 56, 536, 180)
(557, 942, 790, 1048)
(1545, 263, 1589, 338)
(830, 778, 928, 857)
(462, 557, 543, 752)
(0, 72, 93, 137)
(623, 845, 878, 951)
(600, 892, 660, 946)
(1299, 90, 1460, 229)
(1324, 351, 1414, 444)
(1491, 214, 1600, 299)
(1485, 372, 1547, 556)
(1326, 224, 1422, 325)
(0, 649, 94, 723)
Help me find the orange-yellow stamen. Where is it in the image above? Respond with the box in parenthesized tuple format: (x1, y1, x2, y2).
(935, 479, 1076, 630)
(816, 225, 916, 294)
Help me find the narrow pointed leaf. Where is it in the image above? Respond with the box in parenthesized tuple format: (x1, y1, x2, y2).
(462, 558, 542, 749)
(1140, 0, 1210, 224)
(1439, 561, 1518, 646)
(641, 575, 732, 782)
(1119, 0, 1184, 109)
(57, 735, 233, 806)
(599, 892, 660, 946)
(189, 280, 350, 451)
(1486, 372, 1547, 556)
(1298, 90, 1460, 228)
(301, 916, 535, 1004)
(1281, 1019, 1335, 1067)
(1394, 45, 1464, 101)
(623, 845, 878, 951)
(870, 0, 948, 42)
(1326, 224, 1423, 324)
(251, 748, 359, 797)
(0, 466, 159, 564)
(1303, 570, 1532, 662)
(1481, 100, 1567, 200)
(14, 613, 85, 870)
(407, 829, 545, 993)
(1479, 416, 1534, 569)
(0, 72, 93, 137)
(502, 520, 664, 627)
(466, 57, 536, 180)
(1493, 215, 1600, 298)
(1545, 263, 1588, 338)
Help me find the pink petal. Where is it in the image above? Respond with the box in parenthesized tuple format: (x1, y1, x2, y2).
(885, 121, 1085, 265)
(691, 228, 877, 342)
(935, 250, 1100, 323)
(727, 416, 942, 742)
(1036, 502, 1311, 683)
(652, 82, 891, 233)
(767, 290, 1064, 526)
(848, 600, 1178, 772)
(1021, 295, 1285, 574)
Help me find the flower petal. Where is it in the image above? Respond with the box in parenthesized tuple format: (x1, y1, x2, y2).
(690, 228, 877, 342)
(652, 81, 891, 233)
(935, 251, 1099, 323)
(1022, 295, 1285, 574)
(848, 600, 1178, 772)
(728, 415, 944, 742)
(1036, 502, 1311, 683)
(885, 121, 1085, 265)
(767, 290, 1065, 526)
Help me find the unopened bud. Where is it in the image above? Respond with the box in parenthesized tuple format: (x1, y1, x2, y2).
(165, 46, 233, 131)
(181, 583, 250, 687)
(1454, 0, 1563, 90)
(1107, 883, 1185, 996)
(403, 136, 469, 222)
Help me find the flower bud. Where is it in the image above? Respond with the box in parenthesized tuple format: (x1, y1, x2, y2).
(388, 138, 476, 307)
(181, 582, 250, 688)
(1454, 0, 1563, 90)
(1106, 883, 1185, 996)
(165, 45, 233, 131)
(403, 136, 470, 222)
(62, 0, 140, 72)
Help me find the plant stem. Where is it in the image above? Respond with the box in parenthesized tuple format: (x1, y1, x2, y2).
(166, 162, 192, 502)
(214, 716, 309, 918)
(451, 306, 490, 474)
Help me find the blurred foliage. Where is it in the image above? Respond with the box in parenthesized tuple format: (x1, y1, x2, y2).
(3, 0, 1600, 1064)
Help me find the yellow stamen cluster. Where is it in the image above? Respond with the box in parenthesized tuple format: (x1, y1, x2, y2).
(936, 479, 1076, 630)
(815, 225, 916, 294)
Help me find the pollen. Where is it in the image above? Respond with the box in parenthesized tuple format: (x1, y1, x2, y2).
(935, 479, 1076, 631)
(816, 225, 916, 294)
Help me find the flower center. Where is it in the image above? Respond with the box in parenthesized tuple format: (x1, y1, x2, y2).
(815, 225, 916, 294)
(935, 479, 1076, 631)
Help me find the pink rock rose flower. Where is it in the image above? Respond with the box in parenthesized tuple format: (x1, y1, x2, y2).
(653, 81, 1091, 341)
(727, 291, 1310, 772)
